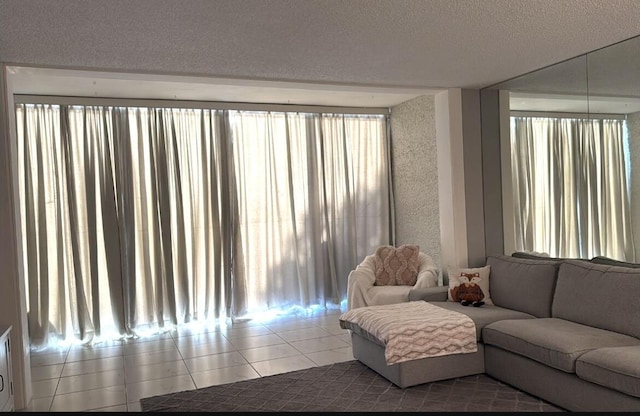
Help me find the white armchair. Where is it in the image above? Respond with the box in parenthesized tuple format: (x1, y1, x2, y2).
(346, 251, 440, 310)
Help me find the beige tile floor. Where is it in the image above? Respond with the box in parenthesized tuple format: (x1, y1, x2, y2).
(23, 308, 352, 412)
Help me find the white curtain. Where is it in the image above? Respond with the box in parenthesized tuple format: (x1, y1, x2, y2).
(511, 116, 634, 261)
(232, 112, 392, 313)
(17, 105, 241, 347)
(16, 104, 393, 347)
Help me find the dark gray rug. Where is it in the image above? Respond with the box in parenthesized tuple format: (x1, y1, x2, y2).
(139, 360, 565, 412)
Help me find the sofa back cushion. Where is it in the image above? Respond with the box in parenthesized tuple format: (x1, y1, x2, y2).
(486, 255, 561, 318)
(552, 260, 640, 339)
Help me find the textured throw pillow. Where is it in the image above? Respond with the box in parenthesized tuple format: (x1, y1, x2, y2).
(447, 265, 492, 305)
(373, 244, 420, 286)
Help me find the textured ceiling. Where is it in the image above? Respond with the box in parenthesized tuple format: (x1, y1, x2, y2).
(1, 0, 640, 105)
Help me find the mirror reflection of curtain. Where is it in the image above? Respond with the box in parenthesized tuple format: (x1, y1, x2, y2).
(511, 116, 634, 261)
(16, 103, 392, 347)
(232, 112, 392, 313)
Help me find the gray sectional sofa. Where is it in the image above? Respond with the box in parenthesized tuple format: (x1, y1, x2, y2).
(343, 254, 640, 412)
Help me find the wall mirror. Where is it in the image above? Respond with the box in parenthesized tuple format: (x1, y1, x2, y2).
(482, 35, 640, 262)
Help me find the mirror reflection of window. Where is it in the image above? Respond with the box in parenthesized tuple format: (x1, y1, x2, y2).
(483, 35, 640, 262)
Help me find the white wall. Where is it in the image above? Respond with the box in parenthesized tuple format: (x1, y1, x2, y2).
(460, 89, 487, 267)
(434, 89, 470, 276)
(0, 66, 32, 410)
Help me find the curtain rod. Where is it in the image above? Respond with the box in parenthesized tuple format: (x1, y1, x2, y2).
(13, 94, 390, 116)
(511, 110, 626, 120)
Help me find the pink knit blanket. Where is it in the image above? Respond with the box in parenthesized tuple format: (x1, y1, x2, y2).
(339, 301, 477, 364)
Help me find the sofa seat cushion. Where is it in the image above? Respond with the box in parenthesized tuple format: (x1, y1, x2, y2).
(428, 301, 535, 341)
(483, 318, 640, 373)
(576, 346, 640, 398)
(367, 285, 412, 306)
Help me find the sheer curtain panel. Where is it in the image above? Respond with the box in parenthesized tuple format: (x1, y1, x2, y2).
(16, 103, 392, 347)
(232, 112, 392, 314)
(17, 105, 241, 347)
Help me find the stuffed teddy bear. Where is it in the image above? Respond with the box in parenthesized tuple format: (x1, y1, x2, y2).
(449, 272, 485, 307)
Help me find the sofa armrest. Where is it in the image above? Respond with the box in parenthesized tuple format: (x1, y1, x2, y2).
(408, 286, 449, 302)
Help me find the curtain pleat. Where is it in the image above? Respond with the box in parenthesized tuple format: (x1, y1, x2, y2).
(220, 114, 246, 318)
(152, 111, 177, 326)
(92, 108, 126, 336)
(60, 106, 94, 343)
(22, 106, 48, 345)
(130, 109, 152, 325)
(111, 108, 136, 333)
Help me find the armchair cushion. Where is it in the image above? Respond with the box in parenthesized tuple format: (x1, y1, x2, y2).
(373, 244, 420, 286)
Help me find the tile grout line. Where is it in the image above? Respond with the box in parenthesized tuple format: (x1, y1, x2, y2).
(168, 326, 198, 394)
(47, 347, 69, 412)
(120, 341, 129, 412)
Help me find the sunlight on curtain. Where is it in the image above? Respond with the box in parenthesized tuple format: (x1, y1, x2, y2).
(16, 103, 392, 347)
(232, 112, 392, 317)
(17, 105, 238, 347)
(125, 108, 243, 328)
(511, 116, 634, 261)
(18, 105, 123, 346)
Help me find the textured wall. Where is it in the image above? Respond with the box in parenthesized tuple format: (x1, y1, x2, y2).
(628, 112, 640, 262)
(1, 1, 639, 89)
(390, 95, 441, 268)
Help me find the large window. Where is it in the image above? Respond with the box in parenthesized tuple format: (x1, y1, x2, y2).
(510, 115, 634, 261)
(16, 103, 393, 347)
